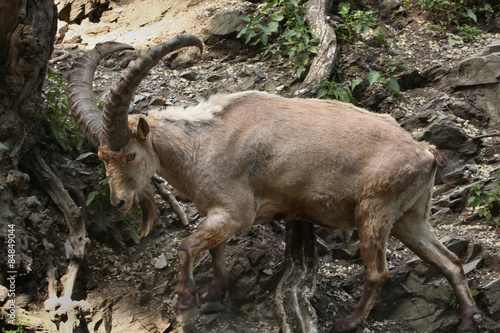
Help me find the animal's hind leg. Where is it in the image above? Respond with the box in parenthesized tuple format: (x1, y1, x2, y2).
(200, 240, 229, 313)
(333, 207, 394, 332)
(391, 193, 481, 333)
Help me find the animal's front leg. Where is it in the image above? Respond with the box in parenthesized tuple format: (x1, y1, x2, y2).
(174, 209, 251, 322)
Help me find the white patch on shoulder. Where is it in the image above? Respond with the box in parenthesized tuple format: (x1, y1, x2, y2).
(148, 91, 260, 124)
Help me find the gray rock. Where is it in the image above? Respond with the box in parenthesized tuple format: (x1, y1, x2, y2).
(438, 40, 500, 126)
(462, 258, 481, 275)
(252, 68, 266, 80)
(154, 253, 167, 270)
(485, 251, 500, 272)
(417, 114, 467, 150)
(0, 285, 8, 303)
(205, 11, 246, 36)
(483, 278, 500, 320)
(180, 70, 197, 81)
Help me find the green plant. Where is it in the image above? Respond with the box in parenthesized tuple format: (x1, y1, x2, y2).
(237, 0, 319, 77)
(316, 79, 361, 103)
(456, 24, 483, 41)
(335, 2, 378, 42)
(467, 180, 500, 225)
(317, 58, 406, 102)
(0, 141, 7, 150)
(419, 0, 498, 38)
(43, 72, 84, 154)
(80, 156, 143, 244)
(5, 313, 31, 333)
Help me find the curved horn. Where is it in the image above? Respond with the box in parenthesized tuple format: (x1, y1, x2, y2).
(68, 42, 135, 149)
(102, 34, 203, 151)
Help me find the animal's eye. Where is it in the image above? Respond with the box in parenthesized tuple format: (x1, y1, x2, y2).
(126, 153, 136, 162)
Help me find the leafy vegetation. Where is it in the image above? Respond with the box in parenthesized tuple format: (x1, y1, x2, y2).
(237, 0, 319, 77)
(335, 2, 378, 42)
(317, 79, 360, 103)
(418, 0, 497, 41)
(317, 57, 407, 102)
(467, 179, 500, 226)
(43, 72, 84, 154)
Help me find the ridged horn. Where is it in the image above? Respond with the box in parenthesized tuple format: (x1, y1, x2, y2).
(68, 42, 135, 149)
(102, 34, 204, 151)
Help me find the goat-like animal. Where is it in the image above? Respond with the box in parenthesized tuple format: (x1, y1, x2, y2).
(68, 34, 481, 332)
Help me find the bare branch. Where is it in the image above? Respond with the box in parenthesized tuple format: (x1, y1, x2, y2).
(153, 175, 190, 229)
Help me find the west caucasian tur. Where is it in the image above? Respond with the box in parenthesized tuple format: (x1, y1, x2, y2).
(68, 34, 481, 332)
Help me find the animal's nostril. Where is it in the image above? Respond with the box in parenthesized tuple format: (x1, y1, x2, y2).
(115, 200, 125, 209)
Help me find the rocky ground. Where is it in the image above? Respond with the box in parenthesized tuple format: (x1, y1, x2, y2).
(1, 0, 500, 332)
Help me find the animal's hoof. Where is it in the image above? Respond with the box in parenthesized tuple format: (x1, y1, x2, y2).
(175, 294, 199, 323)
(175, 306, 198, 323)
(199, 300, 222, 314)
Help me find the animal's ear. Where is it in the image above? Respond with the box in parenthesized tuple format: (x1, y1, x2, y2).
(137, 117, 150, 140)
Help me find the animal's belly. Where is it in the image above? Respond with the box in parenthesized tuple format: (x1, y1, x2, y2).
(254, 198, 355, 231)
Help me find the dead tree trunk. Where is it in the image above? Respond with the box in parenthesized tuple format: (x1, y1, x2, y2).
(0, 0, 57, 276)
(295, 0, 337, 97)
(0, 1, 91, 331)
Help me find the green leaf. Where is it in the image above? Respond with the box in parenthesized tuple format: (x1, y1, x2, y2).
(128, 225, 142, 244)
(86, 191, 98, 206)
(351, 78, 363, 91)
(0, 141, 7, 150)
(339, 2, 350, 16)
(268, 21, 280, 33)
(367, 71, 381, 86)
(273, 13, 285, 22)
(478, 207, 485, 217)
(238, 15, 251, 23)
(389, 77, 400, 94)
(282, 29, 297, 39)
(245, 30, 256, 44)
(466, 9, 477, 23)
(76, 152, 96, 160)
(316, 88, 328, 99)
(263, 1, 276, 11)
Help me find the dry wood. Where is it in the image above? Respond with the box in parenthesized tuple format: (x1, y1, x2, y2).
(295, 0, 336, 97)
(153, 174, 190, 228)
(472, 132, 500, 139)
(275, 220, 319, 333)
(25, 153, 91, 332)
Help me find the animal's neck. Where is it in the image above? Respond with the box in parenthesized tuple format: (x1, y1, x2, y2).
(151, 122, 201, 200)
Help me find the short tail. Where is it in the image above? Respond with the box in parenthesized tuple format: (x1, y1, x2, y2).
(429, 147, 449, 184)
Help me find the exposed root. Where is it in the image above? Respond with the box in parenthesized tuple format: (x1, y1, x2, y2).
(24, 152, 91, 332)
(275, 220, 319, 333)
(153, 174, 190, 229)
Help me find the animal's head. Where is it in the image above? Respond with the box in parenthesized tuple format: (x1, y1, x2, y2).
(68, 35, 203, 236)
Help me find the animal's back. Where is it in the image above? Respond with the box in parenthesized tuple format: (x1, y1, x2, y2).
(192, 92, 436, 228)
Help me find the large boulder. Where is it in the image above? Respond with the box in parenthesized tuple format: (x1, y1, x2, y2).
(56, 0, 109, 23)
(416, 113, 480, 162)
(439, 40, 500, 129)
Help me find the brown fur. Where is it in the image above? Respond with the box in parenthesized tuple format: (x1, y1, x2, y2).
(96, 91, 480, 332)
